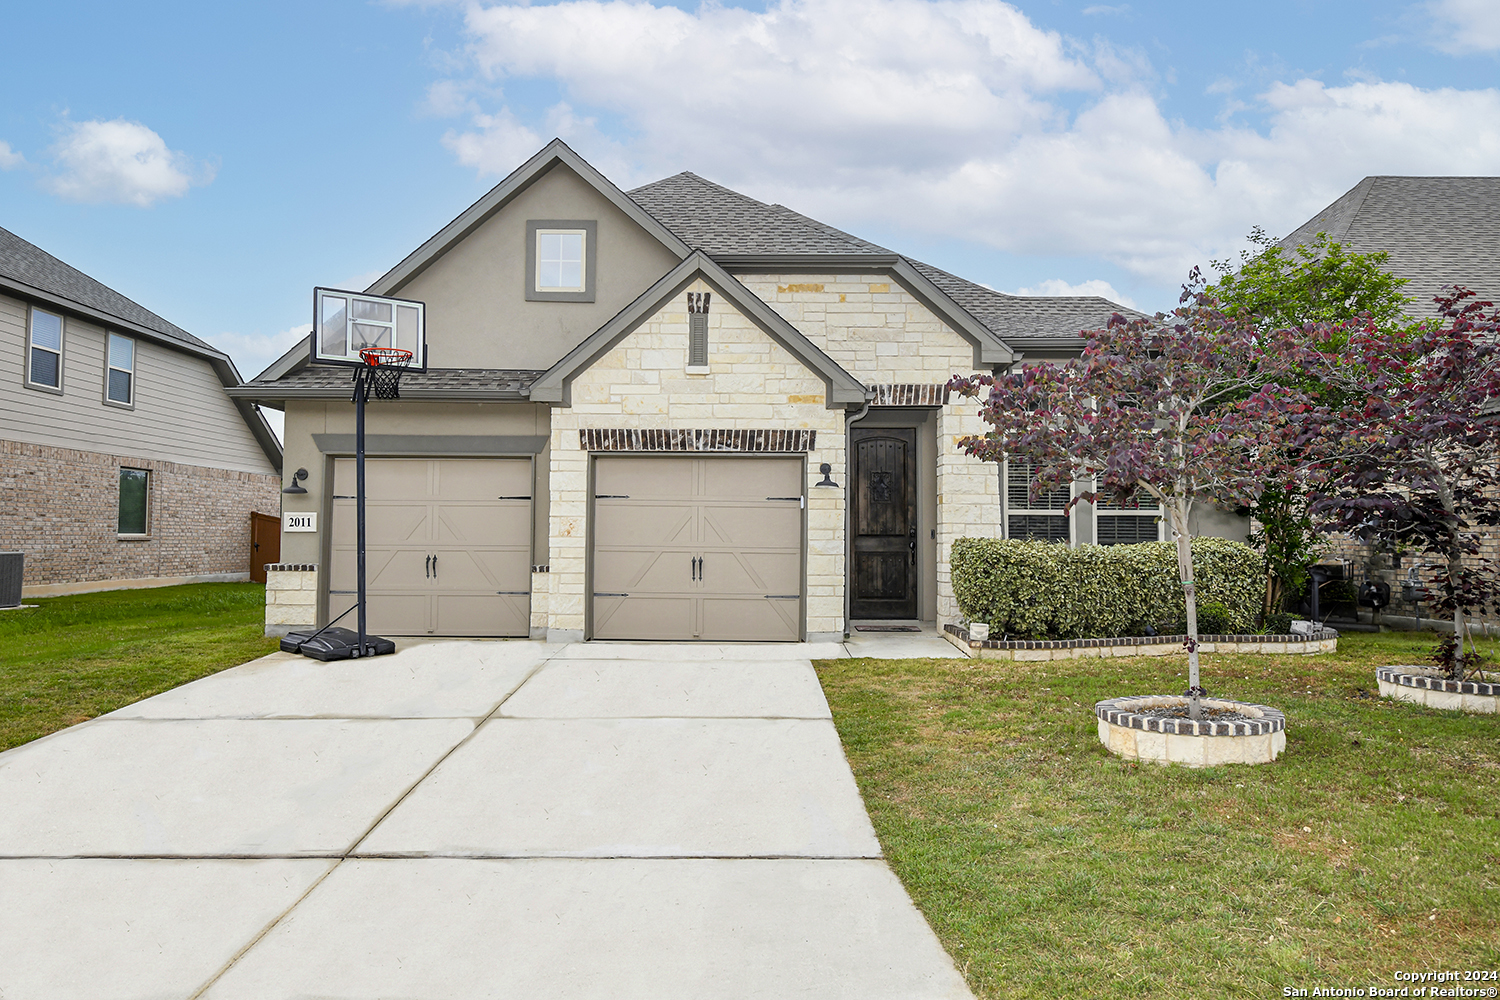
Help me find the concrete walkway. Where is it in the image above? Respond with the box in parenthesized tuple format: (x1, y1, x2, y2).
(0, 634, 972, 999)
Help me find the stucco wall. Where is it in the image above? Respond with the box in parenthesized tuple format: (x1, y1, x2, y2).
(548, 277, 847, 639)
(392, 163, 681, 371)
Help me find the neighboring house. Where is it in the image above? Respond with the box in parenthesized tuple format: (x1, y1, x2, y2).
(236, 139, 1242, 643)
(1283, 176, 1500, 620)
(0, 227, 283, 596)
(1281, 175, 1500, 316)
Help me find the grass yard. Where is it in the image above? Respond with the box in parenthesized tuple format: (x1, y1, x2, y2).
(817, 631, 1500, 999)
(0, 582, 277, 752)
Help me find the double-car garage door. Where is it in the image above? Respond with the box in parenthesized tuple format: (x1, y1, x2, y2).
(328, 458, 532, 636)
(592, 456, 804, 641)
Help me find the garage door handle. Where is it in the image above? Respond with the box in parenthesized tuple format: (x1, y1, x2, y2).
(594, 592, 629, 598)
(432, 554, 437, 578)
(425, 555, 431, 578)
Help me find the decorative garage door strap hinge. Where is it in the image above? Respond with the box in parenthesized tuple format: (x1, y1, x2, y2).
(765, 595, 800, 600)
(594, 592, 629, 597)
(494, 591, 529, 595)
(595, 494, 630, 499)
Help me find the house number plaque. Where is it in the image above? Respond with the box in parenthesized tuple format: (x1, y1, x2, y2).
(284, 512, 317, 532)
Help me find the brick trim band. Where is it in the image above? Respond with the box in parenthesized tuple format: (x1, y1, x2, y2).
(1376, 665, 1498, 696)
(944, 622, 1337, 649)
(266, 563, 317, 572)
(580, 429, 816, 453)
(1095, 696, 1287, 737)
(869, 384, 951, 406)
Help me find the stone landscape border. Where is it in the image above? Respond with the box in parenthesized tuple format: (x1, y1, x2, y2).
(1095, 695, 1288, 767)
(942, 624, 1338, 660)
(1376, 665, 1499, 713)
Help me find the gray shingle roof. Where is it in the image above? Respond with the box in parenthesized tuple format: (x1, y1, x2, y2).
(0, 226, 218, 353)
(1280, 176, 1500, 320)
(246, 365, 544, 397)
(628, 173, 892, 255)
(628, 173, 1138, 342)
(908, 260, 1140, 341)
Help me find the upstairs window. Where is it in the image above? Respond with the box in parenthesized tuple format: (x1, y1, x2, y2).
(27, 307, 63, 391)
(118, 468, 150, 537)
(1005, 458, 1071, 543)
(525, 220, 597, 302)
(106, 333, 135, 406)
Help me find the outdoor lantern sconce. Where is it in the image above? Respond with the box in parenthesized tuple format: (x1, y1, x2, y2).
(815, 462, 840, 488)
(282, 468, 309, 495)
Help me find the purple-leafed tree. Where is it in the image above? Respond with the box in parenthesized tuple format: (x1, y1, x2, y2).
(1294, 287, 1500, 680)
(949, 274, 1307, 718)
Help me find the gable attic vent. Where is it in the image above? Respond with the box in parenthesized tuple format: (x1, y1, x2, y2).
(687, 291, 711, 368)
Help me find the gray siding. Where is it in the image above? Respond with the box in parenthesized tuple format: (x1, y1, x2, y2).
(0, 292, 275, 474)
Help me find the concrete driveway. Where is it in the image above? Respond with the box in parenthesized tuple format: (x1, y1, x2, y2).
(0, 636, 972, 1000)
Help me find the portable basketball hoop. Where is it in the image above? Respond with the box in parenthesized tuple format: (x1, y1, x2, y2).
(281, 291, 426, 663)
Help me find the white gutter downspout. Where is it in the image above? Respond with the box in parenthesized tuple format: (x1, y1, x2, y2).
(842, 395, 874, 638)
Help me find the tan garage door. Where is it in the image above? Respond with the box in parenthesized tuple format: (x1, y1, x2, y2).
(592, 456, 803, 641)
(329, 458, 532, 637)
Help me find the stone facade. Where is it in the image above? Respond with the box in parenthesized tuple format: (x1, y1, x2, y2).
(738, 273, 1001, 626)
(265, 563, 318, 636)
(547, 278, 846, 638)
(0, 438, 281, 594)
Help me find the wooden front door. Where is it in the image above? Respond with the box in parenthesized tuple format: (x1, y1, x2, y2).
(850, 427, 917, 619)
(249, 511, 280, 584)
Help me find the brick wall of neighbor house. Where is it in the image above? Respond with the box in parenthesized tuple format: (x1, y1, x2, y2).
(739, 273, 1002, 625)
(0, 438, 281, 590)
(1313, 532, 1500, 626)
(548, 278, 846, 638)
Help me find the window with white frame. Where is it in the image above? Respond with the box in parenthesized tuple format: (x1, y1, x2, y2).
(525, 220, 597, 302)
(118, 467, 149, 536)
(27, 307, 63, 390)
(106, 333, 135, 406)
(1005, 458, 1071, 542)
(1096, 491, 1162, 545)
(536, 231, 585, 291)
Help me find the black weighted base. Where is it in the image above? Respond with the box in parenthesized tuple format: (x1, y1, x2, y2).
(280, 626, 396, 661)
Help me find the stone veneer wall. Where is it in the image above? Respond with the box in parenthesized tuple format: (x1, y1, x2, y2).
(737, 274, 1001, 626)
(0, 438, 281, 591)
(547, 278, 846, 638)
(265, 563, 317, 636)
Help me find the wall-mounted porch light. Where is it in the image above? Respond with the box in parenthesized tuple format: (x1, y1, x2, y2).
(815, 462, 840, 488)
(282, 468, 309, 495)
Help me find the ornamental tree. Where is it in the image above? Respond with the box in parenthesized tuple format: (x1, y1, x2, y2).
(1209, 228, 1417, 618)
(949, 274, 1307, 718)
(1290, 288, 1500, 680)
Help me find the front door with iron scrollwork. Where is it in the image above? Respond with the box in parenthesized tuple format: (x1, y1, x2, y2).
(851, 427, 917, 619)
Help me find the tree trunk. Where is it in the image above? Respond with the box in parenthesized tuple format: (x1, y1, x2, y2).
(1450, 542, 1466, 681)
(1169, 500, 1202, 720)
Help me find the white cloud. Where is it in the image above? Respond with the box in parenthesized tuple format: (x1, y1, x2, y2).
(210, 322, 311, 384)
(433, 0, 1500, 285)
(1082, 4, 1130, 15)
(44, 119, 211, 207)
(1426, 0, 1500, 53)
(0, 141, 24, 170)
(1012, 278, 1136, 309)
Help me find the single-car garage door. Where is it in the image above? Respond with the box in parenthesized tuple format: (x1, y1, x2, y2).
(329, 458, 532, 636)
(592, 456, 803, 641)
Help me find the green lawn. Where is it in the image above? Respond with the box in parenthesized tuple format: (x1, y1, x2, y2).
(0, 583, 277, 752)
(816, 631, 1500, 999)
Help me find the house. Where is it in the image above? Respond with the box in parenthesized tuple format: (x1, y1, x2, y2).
(237, 139, 1243, 643)
(1282, 175, 1500, 620)
(0, 227, 283, 596)
(1281, 175, 1500, 316)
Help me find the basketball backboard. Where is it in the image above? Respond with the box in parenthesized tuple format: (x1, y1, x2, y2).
(312, 287, 427, 371)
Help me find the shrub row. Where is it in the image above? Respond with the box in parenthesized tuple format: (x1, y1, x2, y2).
(950, 536, 1264, 640)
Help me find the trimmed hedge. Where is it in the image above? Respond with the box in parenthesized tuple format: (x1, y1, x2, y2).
(950, 536, 1263, 640)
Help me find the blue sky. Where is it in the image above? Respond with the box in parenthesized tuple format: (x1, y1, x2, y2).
(3, 0, 1498, 405)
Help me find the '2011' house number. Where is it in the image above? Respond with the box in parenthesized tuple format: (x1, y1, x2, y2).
(284, 512, 317, 532)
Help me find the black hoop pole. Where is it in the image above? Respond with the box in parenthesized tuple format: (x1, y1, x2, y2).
(355, 366, 369, 656)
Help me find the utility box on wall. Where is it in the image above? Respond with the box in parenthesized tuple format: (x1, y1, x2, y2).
(0, 552, 23, 609)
